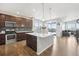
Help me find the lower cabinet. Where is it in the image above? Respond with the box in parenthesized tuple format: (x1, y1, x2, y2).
(0, 34, 5, 45)
(16, 33, 26, 41)
(26, 34, 37, 51)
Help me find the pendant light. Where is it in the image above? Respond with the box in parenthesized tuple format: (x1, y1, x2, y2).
(42, 3, 45, 21)
(41, 3, 48, 34)
(49, 8, 52, 20)
(41, 3, 45, 28)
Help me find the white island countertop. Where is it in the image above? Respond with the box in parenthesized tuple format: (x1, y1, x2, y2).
(26, 32, 56, 37)
(16, 31, 33, 33)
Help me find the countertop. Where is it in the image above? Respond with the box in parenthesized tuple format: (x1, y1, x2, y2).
(16, 31, 33, 33)
(26, 32, 56, 37)
(0, 33, 5, 34)
(0, 31, 32, 34)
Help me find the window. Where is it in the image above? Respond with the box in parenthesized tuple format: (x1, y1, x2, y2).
(65, 21, 76, 31)
(46, 21, 56, 32)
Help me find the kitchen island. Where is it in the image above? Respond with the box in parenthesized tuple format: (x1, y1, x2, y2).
(26, 32, 56, 55)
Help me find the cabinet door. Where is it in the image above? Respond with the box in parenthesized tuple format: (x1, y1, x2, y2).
(0, 34, 5, 45)
(28, 20, 32, 28)
(0, 14, 5, 20)
(5, 15, 11, 21)
(26, 34, 37, 51)
(32, 36, 37, 51)
(16, 33, 26, 41)
(0, 21, 5, 28)
(16, 33, 21, 41)
(22, 33, 26, 40)
(25, 19, 32, 28)
(5, 15, 16, 22)
(15, 17, 23, 27)
(0, 14, 5, 27)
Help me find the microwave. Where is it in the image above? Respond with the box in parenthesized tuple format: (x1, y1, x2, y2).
(5, 21, 16, 27)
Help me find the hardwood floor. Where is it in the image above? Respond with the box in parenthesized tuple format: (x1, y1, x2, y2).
(0, 36, 79, 56)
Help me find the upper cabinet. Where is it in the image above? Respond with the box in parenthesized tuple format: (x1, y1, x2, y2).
(15, 17, 24, 27)
(26, 19, 32, 28)
(0, 14, 5, 27)
(0, 13, 33, 28)
(0, 14, 5, 21)
(5, 15, 16, 22)
(0, 13, 17, 22)
(15, 17, 32, 28)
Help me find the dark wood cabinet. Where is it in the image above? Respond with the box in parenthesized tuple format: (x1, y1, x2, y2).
(0, 14, 5, 27)
(0, 34, 5, 45)
(0, 13, 17, 28)
(16, 33, 26, 41)
(0, 21, 5, 28)
(15, 17, 32, 28)
(26, 19, 32, 28)
(0, 14, 5, 20)
(26, 34, 37, 51)
(5, 15, 16, 22)
(0, 13, 32, 28)
(16, 18, 26, 27)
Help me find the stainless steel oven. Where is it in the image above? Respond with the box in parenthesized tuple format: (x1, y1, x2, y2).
(6, 34, 16, 44)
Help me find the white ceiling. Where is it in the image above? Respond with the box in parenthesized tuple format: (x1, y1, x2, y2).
(0, 3, 79, 21)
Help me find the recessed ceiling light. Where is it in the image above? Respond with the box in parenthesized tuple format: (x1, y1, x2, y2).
(32, 9, 36, 12)
(17, 12, 20, 14)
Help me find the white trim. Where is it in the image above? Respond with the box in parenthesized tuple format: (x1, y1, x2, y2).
(37, 43, 53, 55)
